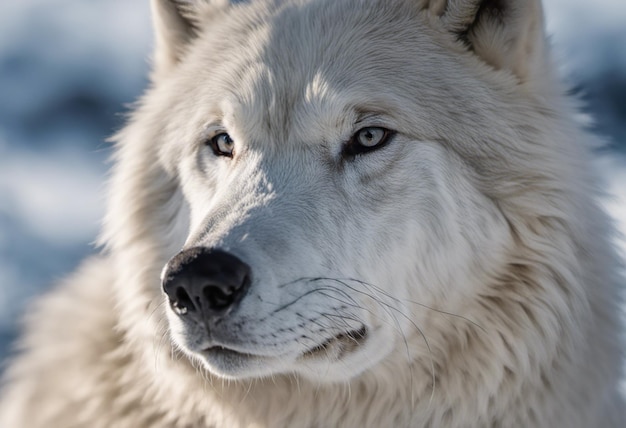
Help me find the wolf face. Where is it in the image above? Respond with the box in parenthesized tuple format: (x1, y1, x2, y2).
(106, 0, 557, 383)
(139, 0, 539, 382)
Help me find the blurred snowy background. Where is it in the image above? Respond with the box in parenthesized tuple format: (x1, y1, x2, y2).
(0, 0, 625, 366)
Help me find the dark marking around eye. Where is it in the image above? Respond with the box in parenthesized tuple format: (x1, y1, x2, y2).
(207, 133, 235, 158)
(342, 127, 395, 158)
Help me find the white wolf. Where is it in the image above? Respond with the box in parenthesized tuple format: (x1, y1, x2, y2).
(0, 0, 624, 426)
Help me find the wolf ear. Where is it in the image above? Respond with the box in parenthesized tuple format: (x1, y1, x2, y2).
(430, 0, 546, 82)
(151, 0, 198, 74)
(151, 0, 230, 76)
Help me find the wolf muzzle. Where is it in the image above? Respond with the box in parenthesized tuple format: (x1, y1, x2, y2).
(162, 248, 252, 323)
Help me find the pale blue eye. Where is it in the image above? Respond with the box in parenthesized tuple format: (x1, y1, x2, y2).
(356, 127, 386, 148)
(342, 126, 393, 158)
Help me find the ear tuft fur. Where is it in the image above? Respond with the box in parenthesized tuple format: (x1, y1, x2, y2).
(151, 0, 200, 77)
(432, 0, 546, 82)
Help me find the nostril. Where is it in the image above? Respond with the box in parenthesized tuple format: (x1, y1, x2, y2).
(171, 287, 195, 316)
(203, 285, 235, 311)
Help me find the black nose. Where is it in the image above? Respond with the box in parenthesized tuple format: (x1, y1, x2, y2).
(162, 247, 251, 321)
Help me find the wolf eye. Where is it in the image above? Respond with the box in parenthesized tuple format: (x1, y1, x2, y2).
(356, 127, 387, 147)
(208, 133, 234, 157)
(343, 127, 393, 157)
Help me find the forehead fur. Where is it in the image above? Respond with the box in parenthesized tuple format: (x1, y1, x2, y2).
(167, 0, 506, 143)
(141, 0, 561, 200)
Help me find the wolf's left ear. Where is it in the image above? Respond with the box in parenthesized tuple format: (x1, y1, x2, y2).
(430, 0, 546, 82)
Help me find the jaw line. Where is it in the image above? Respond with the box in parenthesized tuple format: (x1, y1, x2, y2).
(184, 325, 369, 379)
(196, 347, 295, 379)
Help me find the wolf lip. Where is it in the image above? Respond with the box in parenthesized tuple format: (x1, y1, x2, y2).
(301, 326, 368, 358)
(200, 345, 256, 359)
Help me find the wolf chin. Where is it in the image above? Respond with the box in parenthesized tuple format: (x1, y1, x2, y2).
(1, 0, 624, 426)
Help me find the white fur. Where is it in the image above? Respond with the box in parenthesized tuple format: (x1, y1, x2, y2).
(1, 0, 624, 426)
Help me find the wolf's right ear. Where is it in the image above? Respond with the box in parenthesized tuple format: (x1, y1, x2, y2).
(151, 0, 229, 77)
(151, 0, 197, 75)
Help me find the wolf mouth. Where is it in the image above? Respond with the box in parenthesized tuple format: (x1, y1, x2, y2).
(301, 326, 368, 359)
(200, 326, 368, 363)
(201, 346, 257, 358)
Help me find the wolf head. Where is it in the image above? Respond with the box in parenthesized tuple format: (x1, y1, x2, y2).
(103, 0, 586, 383)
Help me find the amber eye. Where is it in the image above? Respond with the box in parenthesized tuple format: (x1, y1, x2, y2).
(208, 133, 234, 157)
(342, 127, 394, 157)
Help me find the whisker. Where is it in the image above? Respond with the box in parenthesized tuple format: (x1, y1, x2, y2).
(303, 277, 486, 334)
(272, 285, 361, 315)
(304, 280, 434, 405)
(322, 278, 436, 403)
